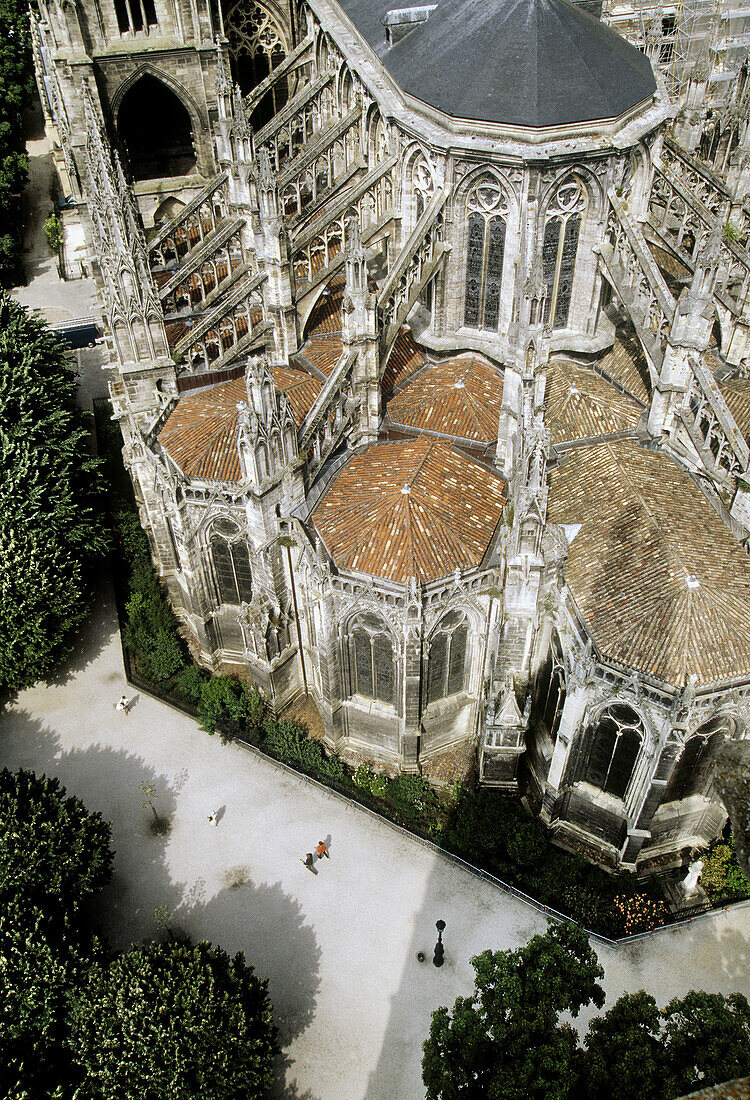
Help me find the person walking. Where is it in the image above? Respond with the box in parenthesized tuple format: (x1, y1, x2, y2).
(115, 695, 130, 716)
(301, 852, 317, 874)
(316, 840, 330, 859)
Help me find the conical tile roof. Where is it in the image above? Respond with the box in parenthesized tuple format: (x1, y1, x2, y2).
(312, 437, 506, 582)
(388, 355, 504, 443)
(338, 0, 656, 127)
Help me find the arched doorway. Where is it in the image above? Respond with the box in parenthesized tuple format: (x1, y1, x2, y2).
(118, 75, 196, 181)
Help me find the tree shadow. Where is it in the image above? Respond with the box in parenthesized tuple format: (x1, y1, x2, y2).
(43, 571, 120, 689)
(0, 705, 321, 1095)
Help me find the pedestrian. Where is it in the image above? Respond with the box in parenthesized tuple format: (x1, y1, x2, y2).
(316, 839, 330, 859)
(115, 695, 130, 716)
(207, 812, 214, 824)
(301, 852, 317, 874)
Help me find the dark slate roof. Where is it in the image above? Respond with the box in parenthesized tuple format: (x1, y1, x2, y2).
(335, 0, 657, 127)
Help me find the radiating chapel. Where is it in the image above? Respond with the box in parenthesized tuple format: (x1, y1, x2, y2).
(33, 0, 750, 871)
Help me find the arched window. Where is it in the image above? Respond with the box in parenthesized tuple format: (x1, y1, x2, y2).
(114, 0, 157, 34)
(118, 75, 195, 181)
(581, 704, 644, 800)
(222, 0, 288, 123)
(427, 611, 469, 704)
(210, 519, 252, 606)
(542, 176, 586, 330)
(463, 176, 508, 332)
(533, 631, 566, 741)
(350, 614, 395, 705)
(664, 716, 733, 803)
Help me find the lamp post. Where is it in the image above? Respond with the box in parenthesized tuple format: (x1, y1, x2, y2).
(433, 919, 446, 967)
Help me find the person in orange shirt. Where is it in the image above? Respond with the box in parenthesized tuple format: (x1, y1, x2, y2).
(316, 840, 330, 860)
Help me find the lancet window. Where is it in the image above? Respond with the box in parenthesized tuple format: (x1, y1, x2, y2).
(581, 703, 644, 800)
(350, 613, 395, 705)
(542, 176, 586, 330)
(411, 153, 435, 223)
(427, 611, 468, 704)
(223, 0, 288, 115)
(664, 716, 733, 803)
(533, 631, 566, 741)
(114, 0, 157, 34)
(463, 176, 508, 332)
(210, 519, 253, 606)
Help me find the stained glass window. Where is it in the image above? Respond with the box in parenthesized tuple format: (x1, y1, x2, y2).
(351, 617, 395, 704)
(554, 214, 580, 329)
(428, 614, 468, 703)
(464, 214, 484, 328)
(463, 178, 508, 331)
(211, 537, 252, 605)
(583, 705, 643, 800)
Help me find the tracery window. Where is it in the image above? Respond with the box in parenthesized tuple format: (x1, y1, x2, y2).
(542, 176, 586, 330)
(210, 519, 253, 606)
(581, 703, 644, 800)
(664, 716, 733, 803)
(463, 176, 508, 332)
(223, 0, 288, 119)
(427, 611, 468, 704)
(350, 613, 395, 705)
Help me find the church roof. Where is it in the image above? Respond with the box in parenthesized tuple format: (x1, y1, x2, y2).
(547, 439, 750, 687)
(387, 353, 505, 443)
(311, 437, 506, 582)
(157, 366, 321, 482)
(544, 358, 643, 446)
(336, 0, 656, 127)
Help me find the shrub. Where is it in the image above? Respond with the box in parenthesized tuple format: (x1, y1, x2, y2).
(171, 664, 208, 704)
(700, 837, 750, 902)
(198, 677, 265, 739)
(506, 816, 549, 867)
(263, 720, 346, 783)
(43, 212, 63, 253)
(385, 774, 438, 823)
(353, 764, 388, 799)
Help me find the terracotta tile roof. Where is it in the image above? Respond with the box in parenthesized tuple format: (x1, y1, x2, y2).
(719, 376, 750, 443)
(387, 354, 504, 443)
(303, 333, 344, 376)
(312, 438, 506, 583)
(301, 276, 344, 376)
(158, 375, 245, 482)
(547, 439, 750, 686)
(271, 363, 322, 424)
(545, 359, 642, 445)
(382, 327, 427, 393)
(599, 332, 651, 404)
(158, 365, 319, 482)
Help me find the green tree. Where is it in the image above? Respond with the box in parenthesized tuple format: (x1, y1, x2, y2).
(0, 768, 113, 1097)
(0, 297, 107, 691)
(0, 0, 33, 285)
(663, 990, 750, 1095)
(422, 923, 604, 1100)
(582, 991, 668, 1100)
(70, 940, 278, 1099)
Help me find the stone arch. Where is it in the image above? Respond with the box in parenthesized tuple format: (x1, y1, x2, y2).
(665, 714, 737, 804)
(152, 196, 186, 228)
(577, 701, 647, 801)
(205, 515, 253, 607)
(402, 142, 436, 231)
(115, 71, 197, 181)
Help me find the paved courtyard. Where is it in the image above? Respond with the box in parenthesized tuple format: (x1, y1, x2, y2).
(2, 581, 750, 1099)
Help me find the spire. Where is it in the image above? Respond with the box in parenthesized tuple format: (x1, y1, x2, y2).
(216, 37, 231, 97)
(232, 82, 251, 138)
(258, 145, 275, 192)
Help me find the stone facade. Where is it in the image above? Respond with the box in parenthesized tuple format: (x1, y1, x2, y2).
(34, 0, 750, 872)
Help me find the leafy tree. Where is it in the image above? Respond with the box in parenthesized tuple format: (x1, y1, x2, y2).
(663, 990, 750, 1095)
(70, 940, 278, 1099)
(0, 768, 113, 1097)
(0, 0, 33, 284)
(422, 923, 604, 1100)
(0, 297, 107, 691)
(582, 991, 668, 1100)
(198, 675, 266, 737)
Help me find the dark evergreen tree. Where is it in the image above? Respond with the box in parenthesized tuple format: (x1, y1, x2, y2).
(70, 940, 278, 1100)
(0, 296, 107, 691)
